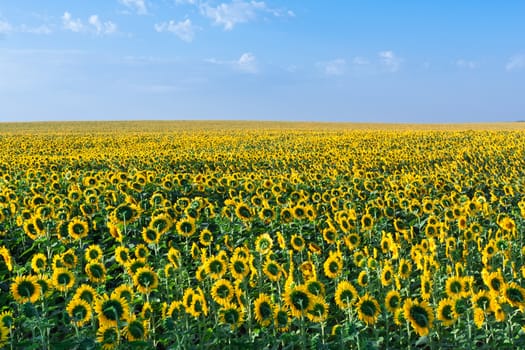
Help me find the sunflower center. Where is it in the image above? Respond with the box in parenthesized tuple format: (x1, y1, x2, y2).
(102, 300, 124, 321)
(18, 281, 36, 298)
(410, 305, 430, 327)
(361, 300, 377, 317)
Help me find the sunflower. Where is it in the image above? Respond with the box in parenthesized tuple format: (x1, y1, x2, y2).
(380, 264, 394, 287)
(95, 293, 130, 326)
(284, 284, 313, 317)
(323, 252, 343, 279)
(166, 300, 184, 320)
(107, 222, 123, 242)
(167, 247, 181, 268)
(85, 261, 107, 283)
(473, 307, 485, 329)
(255, 233, 273, 255)
(60, 249, 78, 269)
(229, 256, 250, 281)
(189, 288, 208, 317)
(436, 298, 458, 327)
(404, 298, 434, 336)
(306, 279, 325, 297)
(274, 305, 290, 332)
(263, 259, 283, 282)
(85, 244, 104, 262)
(67, 297, 92, 327)
(420, 274, 433, 301)
(253, 293, 274, 327)
(96, 323, 119, 350)
(112, 202, 140, 224)
(205, 256, 227, 280)
(11, 275, 41, 303)
(211, 279, 234, 306)
(199, 228, 214, 247)
(114, 246, 130, 266)
(356, 294, 381, 325)
(357, 270, 369, 288)
(142, 227, 161, 245)
(502, 282, 525, 310)
(290, 234, 305, 252)
(148, 213, 172, 235)
(67, 217, 89, 240)
(112, 284, 135, 304)
(134, 244, 150, 261)
(360, 213, 374, 231)
(306, 295, 329, 323)
(133, 266, 159, 294)
(0, 246, 12, 271)
(123, 315, 148, 342)
(344, 233, 361, 251)
(483, 270, 505, 295)
(335, 280, 358, 310)
(471, 290, 491, 311)
(445, 276, 464, 300)
(31, 252, 47, 274)
(175, 218, 196, 237)
(52, 268, 75, 292)
(235, 203, 253, 222)
(0, 311, 14, 329)
(74, 284, 99, 305)
(258, 207, 276, 224)
(385, 290, 401, 313)
(219, 302, 245, 330)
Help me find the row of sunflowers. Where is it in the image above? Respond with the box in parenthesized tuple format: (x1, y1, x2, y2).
(1, 121, 525, 349)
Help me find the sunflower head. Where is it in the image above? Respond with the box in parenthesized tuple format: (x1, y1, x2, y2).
(404, 298, 434, 337)
(11, 275, 41, 304)
(67, 298, 92, 327)
(356, 294, 381, 325)
(335, 280, 358, 310)
(253, 293, 273, 327)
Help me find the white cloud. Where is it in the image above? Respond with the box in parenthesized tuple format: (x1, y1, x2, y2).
(379, 51, 402, 72)
(89, 15, 117, 35)
(235, 52, 257, 73)
(506, 54, 525, 71)
(63, 12, 116, 35)
(154, 19, 196, 42)
(456, 59, 479, 69)
(200, 1, 289, 30)
(317, 58, 346, 76)
(119, 0, 148, 15)
(205, 52, 258, 74)
(352, 56, 369, 65)
(62, 12, 84, 32)
(0, 20, 13, 34)
(176, 0, 197, 4)
(19, 24, 52, 35)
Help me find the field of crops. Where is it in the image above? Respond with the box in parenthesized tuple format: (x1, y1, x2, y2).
(1, 121, 525, 349)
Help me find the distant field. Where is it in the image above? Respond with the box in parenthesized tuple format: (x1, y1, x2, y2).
(1, 121, 525, 349)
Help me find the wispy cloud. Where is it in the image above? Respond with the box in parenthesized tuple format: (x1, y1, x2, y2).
(352, 56, 369, 65)
(456, 59, 479, 69)
(506, 54, 525, 71)
(89, 15, 117, 35)
(199, 1, 292, 31)
(317, 58, 346, 76)
(119, 0, 148, 15)
(63, 12, 117, 35)
(235, 52, 257, 73)
(379, 51, 402, 72)
(154, 19, 197, 42)
(205, 52, 258, 74)
(62, 12, 83, 32)
(0, 20, 13, 34)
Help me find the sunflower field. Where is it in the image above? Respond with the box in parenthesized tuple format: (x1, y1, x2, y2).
(1, 121, 525, 349)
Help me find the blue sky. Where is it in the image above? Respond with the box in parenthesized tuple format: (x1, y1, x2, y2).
(1, 1, 524, 123)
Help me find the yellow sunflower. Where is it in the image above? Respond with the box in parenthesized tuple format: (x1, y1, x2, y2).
(31, 252, 47, 274)
(436, 298, 458, 327)
(133, 266, 159, 294)
(306, 295, 329, 323)
(95, 293, 130, 326)
(66, 297, 92, 327)
(323, 252, 343, 279)
(85, 244, 104, 262)
(219, 302, 245, 330)
(11, 275, 41, 303)
(385, 290, 401, 313)
(175, 218, 196, 237)
(85, 260, 107, 283)
(334, 280, 358, 310)
(253, 293, 274, 327)
(96, 323, 119, 350)
(67, 217, 89, 240)
(403, 298, 434, 336)
(356, 293, 381, 325)
(284, 284, 313, 318)
(211, 279, 234, 306)
(52, 268, 75, 292)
